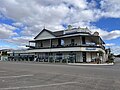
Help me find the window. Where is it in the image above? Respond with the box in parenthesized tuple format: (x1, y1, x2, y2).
(56, 53, 62, 61)
(45, 53, 48, 59)
(68, 52, 76, 63)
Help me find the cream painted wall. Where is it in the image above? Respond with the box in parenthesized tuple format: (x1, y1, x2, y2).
(85, 37, 97, 45)
(35, 30, 55, 40)
(36, 40, 51, 48)
(43, 40, 51, 47)
(85, 37, 93, 44)
(64, 36, 81, 46)
(64, 38, 70, 46)
(52, 39, 58, 46)
(86, 52, 99, 62)
(76, 52, 83, 62)
(36, 41, 41, 48)
(86, 53, 91, 62)
(91, 53, 97, 60)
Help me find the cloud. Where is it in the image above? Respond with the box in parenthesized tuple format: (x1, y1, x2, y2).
(104, 43, 120, 55)
(110, 46, 120, 55)
(100, 0, 120, 18)
(0, 0, 98, 31)
(0, 24, 17, 39)
(12, 22, 24, 28)
(16, 45, 29, 50)
(87, 25, 120, 40)
(5, 36, 34, 46)
(0, 45, 13, 50)
(105, 43, 116, 47)
(102, 30, 120, 40)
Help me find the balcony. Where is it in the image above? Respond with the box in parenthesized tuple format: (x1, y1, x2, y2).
(28, 43, 105, 50)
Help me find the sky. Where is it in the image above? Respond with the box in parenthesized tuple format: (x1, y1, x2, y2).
(0, 0, 120, 55)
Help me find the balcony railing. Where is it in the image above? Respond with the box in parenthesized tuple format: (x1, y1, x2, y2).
(27, 44, 105, 50)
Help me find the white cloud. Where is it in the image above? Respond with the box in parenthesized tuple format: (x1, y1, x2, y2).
(110, 46, 120, 55)
(66, 0, 88, 9)
(103, 30, 120, 40)
(100, 0, 120, 18)
(103, 44, 120, 55)
(0, 45, 13, 50)
(12, 22, 24, 27)
(5, 36, 34, 46)
(17, 45, 29, 50)
(86, 26, 120, 40)
(0, 24, 17, 39)
(0, 0, 97, 31)
(105, 43, 116, 47)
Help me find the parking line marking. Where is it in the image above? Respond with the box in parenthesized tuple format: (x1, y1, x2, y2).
(1, 82, 78, 90)
(0, 74, 33, 79)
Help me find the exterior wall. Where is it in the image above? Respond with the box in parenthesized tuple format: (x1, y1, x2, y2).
(86, 53, 91, 62)
(35, 41, 41, 48)
(43, 40, 51, 47)
(64, 38, 70, 46)
(36, 40, 51, 48)
(91, 52, 97, 60)
(63, 52, 68, 59)
(86, 52, 106, 62)
(35, 30, 55, 40)
(85, 37, 95, 44)
(79, 37, 82, 45)
(64, 36, 81, 46)
(52, 39, 58, 47)
(56, 36, 96, 46)
(75, 37, 81, 45)
(86, 52, 98, 62)
(76, 52, 83, 62)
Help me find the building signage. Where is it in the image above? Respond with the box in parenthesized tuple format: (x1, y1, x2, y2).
(86, 48, 96, 50)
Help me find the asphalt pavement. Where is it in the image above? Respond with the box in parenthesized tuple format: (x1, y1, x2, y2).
(0, 58, 120, 90)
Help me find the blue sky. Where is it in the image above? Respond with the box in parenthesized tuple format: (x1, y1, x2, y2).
(91, 18, 120, 31)
(0, 0, 120, 55)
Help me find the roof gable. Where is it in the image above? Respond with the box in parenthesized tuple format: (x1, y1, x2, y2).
(34, 29, 56, 40)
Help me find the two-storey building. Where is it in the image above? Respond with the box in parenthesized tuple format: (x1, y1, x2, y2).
(26, 26, 106, 63)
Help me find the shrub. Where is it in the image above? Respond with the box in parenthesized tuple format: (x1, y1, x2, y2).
(106, 54, 114, 63)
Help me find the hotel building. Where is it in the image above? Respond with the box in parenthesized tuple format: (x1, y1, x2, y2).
(23, 26, 107, 63)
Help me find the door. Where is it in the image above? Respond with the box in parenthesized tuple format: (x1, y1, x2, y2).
(82, 37, 85, 44)
(82, 52, 86, 62)
(58, 38, 61, 46)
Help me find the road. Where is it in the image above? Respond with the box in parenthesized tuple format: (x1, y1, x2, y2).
(0, 58, 120, 90)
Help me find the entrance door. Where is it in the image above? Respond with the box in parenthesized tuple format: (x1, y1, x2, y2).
(82, 52, 86, 62)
